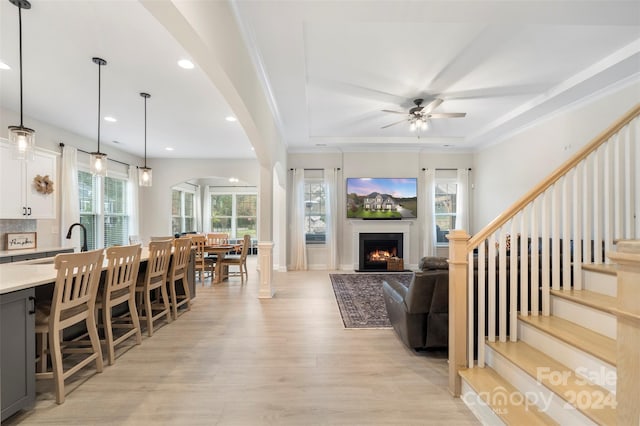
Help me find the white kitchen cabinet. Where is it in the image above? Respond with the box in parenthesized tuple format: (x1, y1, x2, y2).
(0, 141, 57, 219)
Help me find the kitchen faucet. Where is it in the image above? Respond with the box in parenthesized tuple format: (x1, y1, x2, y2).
(66, 223, 88, 252)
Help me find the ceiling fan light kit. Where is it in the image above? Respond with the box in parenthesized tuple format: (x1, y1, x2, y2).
(381, 97, 466, 132)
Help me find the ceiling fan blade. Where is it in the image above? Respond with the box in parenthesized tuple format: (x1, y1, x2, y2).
(381, 118, 408, 129)
(420, 98, 444, 115)
(428, 112, 467, 118)
(381, 109, 407, 114)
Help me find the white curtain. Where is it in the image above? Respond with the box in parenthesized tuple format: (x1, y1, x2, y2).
(324, 168, 339, 270)
(60, 145, 80, 249)
(127, 165, 140, 239)
(289, 168, 307, 270)
(422, 168, 436, 257)
(455, 168, 470, 232)
(202, 185, 211, 233)
(194, 184, 202, 233)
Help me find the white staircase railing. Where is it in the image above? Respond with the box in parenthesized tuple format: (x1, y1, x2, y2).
(448, 104, 640, 400)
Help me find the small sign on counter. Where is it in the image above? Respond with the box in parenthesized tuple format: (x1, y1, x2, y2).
(7, 232, 37, 250)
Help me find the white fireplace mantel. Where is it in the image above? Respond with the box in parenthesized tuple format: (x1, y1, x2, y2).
(350, 220, 414, 270)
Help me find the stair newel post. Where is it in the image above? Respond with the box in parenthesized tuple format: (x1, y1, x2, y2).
(608, 241, 640, 425)
(447, 229, 471, 396)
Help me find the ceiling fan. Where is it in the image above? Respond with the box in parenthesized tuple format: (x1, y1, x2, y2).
(381, 98, 466, 131)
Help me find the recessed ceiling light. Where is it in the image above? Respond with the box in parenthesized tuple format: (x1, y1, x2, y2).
(0, 62, 10, 70)
(225, 116, 237, 122)
(165, 147, 174, 151)
(104, 116, 117, 122)
(178, 59, 194, 69)
(251, 147, 255, 151)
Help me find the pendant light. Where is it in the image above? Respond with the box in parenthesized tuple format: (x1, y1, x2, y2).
(8, 0, 35, 161)
(138, 92, 152, 187)
(90, 57, 107, 176)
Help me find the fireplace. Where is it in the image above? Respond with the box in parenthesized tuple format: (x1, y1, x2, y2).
(358, 232, 403, 271)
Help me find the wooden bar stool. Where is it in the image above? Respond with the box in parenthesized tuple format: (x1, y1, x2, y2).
(167, 238, 192, 319)
(135, 239, 172, 336)
(35, 249, 105, 404)
(96, 244, 142, 365)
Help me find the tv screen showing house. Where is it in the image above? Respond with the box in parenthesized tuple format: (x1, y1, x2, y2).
(346, 178, 418, 219)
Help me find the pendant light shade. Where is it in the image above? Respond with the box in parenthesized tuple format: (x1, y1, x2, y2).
(138, 92, 152, 187)
(8, 0, 35, 161)
(90, 57, 107, 177)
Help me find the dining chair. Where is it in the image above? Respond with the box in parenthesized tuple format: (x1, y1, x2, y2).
(219, 234, 251, 282)
(95, 244, 142, 365)
(35, 249, 105, 404)
(150, 236, 175, 242)
(135, 239, 172, 336)
(190, 235, 214, 283)
(204, 232, 227, 265)
(206, 232, 229, 245)
(167, 237, 192, 319)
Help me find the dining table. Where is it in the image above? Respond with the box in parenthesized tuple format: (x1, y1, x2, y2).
(204, 244, 241, 284)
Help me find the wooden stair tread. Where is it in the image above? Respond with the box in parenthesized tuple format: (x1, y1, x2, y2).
(519, 315, 616, 366)
(459, 367, 558, 425)
(582, 263, 617, 276)
(488, 341, 616, 425)
(550, 289, 617, 314)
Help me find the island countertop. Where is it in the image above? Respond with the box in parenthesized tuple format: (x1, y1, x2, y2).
(0, 263, 59, 294)
(0, 247, 154, 295)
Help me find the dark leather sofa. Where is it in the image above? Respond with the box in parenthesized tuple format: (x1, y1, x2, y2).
(382, 263, 449, 350)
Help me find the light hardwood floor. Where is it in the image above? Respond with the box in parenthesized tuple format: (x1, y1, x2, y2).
(8, 257, 478, 425)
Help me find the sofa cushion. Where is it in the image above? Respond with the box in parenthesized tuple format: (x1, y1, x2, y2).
(419, 256, 448, 271)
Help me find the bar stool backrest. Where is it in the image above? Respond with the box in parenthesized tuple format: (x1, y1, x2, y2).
(52, 249, 105, 322)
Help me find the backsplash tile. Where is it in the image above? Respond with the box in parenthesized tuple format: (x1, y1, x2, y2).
(0, 219, 37, 250)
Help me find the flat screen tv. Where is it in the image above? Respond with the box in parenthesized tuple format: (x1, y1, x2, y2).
(346, 177, 418, 219)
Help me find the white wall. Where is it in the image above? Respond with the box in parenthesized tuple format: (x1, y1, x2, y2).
(287, 149, 474, 270)
(473, 79, 640, 231)
(139, 157, 259, 240)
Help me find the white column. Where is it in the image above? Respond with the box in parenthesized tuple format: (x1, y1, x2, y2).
(258, 241, 275, 298)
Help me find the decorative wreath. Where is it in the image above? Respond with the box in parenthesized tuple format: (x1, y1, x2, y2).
(33, 174, 54, 195)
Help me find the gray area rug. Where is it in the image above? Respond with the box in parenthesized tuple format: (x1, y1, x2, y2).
(329, 273, 413, 328)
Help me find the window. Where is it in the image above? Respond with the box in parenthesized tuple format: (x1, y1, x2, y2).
(78, 170, 129, 250)
(103, 176, 129, 247)
(434, 181, 457, 244)
(304, 180, 326, 244)
(172, 188, 196, 234)
(235, 194, 257, 238)
(209, 192, 257, 238)
(78, 170, 97, 250)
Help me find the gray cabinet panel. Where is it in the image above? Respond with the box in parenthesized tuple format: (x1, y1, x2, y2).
(1, 288, 35, 421)
(11, 253, 46, 262)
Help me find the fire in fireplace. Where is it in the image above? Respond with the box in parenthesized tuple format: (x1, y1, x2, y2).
(358, 232, 403, 271)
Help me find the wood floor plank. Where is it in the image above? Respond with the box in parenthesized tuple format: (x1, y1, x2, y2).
(5, 258, 478, 425)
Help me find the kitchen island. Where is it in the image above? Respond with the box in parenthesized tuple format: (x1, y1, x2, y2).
(0, 246, 196, 421)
